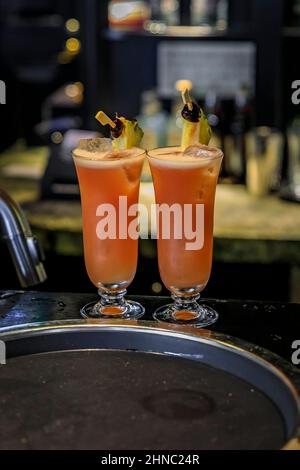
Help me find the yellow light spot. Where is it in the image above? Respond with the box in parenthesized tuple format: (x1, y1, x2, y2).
(152, 282, 163, 294)
(66, 18, 80, 33)
(75, 81, 84, 93)
(175, 80, 193, 93)
(65, 83, 84, 104)
(65, 84, 79, 98)
(51, 132, 63, 144)
(66, 38, 81, 54)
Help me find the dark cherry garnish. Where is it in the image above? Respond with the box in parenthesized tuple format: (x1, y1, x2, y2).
(181, 102, 200, 123)
(111, 118, 124, 139)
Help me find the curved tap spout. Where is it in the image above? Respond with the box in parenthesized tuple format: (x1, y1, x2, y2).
(0, 189, 47, 288)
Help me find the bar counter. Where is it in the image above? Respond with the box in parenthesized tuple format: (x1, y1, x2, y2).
(1, 290, 300, 369)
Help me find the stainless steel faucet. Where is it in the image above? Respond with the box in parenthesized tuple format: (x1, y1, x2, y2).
(0, 188, 47, 287)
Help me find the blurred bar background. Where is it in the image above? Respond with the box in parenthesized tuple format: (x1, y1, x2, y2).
(1, 0, 300, 302)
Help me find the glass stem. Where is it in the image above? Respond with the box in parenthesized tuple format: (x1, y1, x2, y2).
(98, 288, 127, 310)
(171, 292, 201, 311)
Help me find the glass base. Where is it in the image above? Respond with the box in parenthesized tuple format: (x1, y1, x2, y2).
(81, 299, 145, 320)
(81, 287, 145, 320)
(153, 294, 218, 328)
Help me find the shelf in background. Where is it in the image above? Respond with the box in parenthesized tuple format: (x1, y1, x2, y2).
(103, 24, 254, 41)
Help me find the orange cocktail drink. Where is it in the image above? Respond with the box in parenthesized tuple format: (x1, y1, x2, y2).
(148, 145, 223, 327)
(73, 140, 145, 319)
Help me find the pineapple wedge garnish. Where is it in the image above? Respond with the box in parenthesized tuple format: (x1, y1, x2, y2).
(181, 90, 212, 150)
(95, 111, 144, 150)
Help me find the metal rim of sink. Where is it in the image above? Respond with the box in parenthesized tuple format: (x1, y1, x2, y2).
(0, 319, 299, 450)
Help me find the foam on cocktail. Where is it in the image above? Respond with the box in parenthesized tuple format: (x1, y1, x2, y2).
(183, 144, 222, 159)
(73, 138, 144, 169)
(148, 144, 223, 169)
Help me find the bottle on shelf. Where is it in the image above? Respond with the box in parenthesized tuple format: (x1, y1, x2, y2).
(190, 0, 210, 26)
(204, 89, 229, 178)
(246, 127, 283, 197)
(159, 0, 180, 25)
(137, 89, 168, 150)
(216, 0, 228, 29)
(204, 89, 223, 148)
(224, 85, 253, 183)
(148, 0, 161, 21)
(190, 0, 228, 28)
(137, 89, 167, 181)
(108, 1, 151, 31)
(280, 117, 300, 202)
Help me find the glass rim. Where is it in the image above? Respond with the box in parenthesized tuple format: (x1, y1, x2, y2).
(147, 145, 224, 163)
(72, 147, 146, 163)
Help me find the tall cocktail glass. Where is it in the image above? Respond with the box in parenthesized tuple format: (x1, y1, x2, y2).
(148, 145, 223, 327)
(73, 142, 145, 319)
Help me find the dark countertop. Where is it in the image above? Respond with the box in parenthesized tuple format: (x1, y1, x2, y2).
(1, 291, 300, 368)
